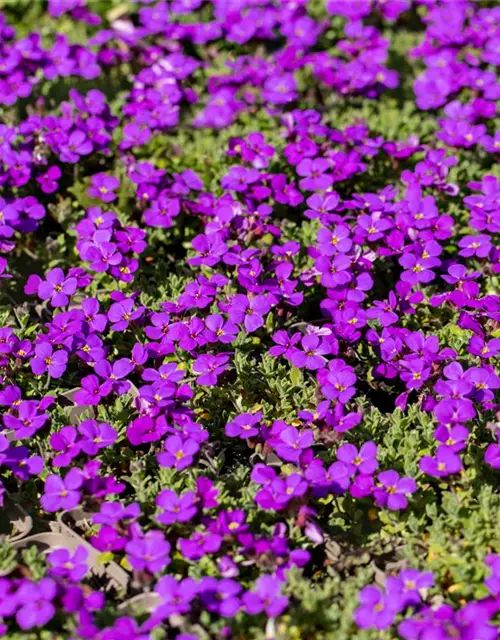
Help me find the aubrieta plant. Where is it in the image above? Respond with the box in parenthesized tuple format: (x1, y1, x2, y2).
(1, 0, 500, 638)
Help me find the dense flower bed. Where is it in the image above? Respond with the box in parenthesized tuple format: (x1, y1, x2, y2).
(1, 0, 500, 638)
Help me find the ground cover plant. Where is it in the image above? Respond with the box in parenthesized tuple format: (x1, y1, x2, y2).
(2, 0, 500, 638)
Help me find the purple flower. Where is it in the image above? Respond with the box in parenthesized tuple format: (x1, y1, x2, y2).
(354, 585, 400, 630)
(59, 129, 93, 163)
(337, 442, 379, 475)
(297, 158, 333, 191)
(269, 330, 301, 358)
(218, 556, 239, 578)
(157, 435, 199, 470)
(225, 412, 262, 439)
(315, 254, 353, 288)
(154, 576, 198, 618)
(434, 425, 469, 452)
(37, 166, 62, 193)
(156, 489, 198, 525)
(356, 213, 393, 242)
(2, 446, 43, 480)
(3, 400, 49, 438)
(82, 237, 122, 274)
(228, 294, 272, 332)
(48, 546, 88, 582)
(317, 224, 352, 255)
(204, 314, 239, 344)
(485, 555, 500, 595)
(373, 470, 417, 510)
(143, 196, 180, 228)
(87, 172, 120, 203)
(198, 577, 241, 617)
(30, 343, 68, 378)
(93, 502, 140, 526)
(433, 398, 476, 425)
(305, 192, 340, 220)
(41, 472, 82, 512)
(367, 292, 399, 326)
(322, 361, 357, 404)
(399, 252, 438, 285)
(464, 367, 500, 402)
(239, 132, 274, 168)
(142, 362, 184, 385)
(458, 234, 492, 258)
(0, 327, 14, 356)
(188, 233, 227, 267)
(468, 336, 500, 359)
(262, 73, 297, 105)
(91, 526, 127, 553)
(81, 297, 107, 333)
(290, 334, 331, 370)
(126, 417, 165, 446)
(197, 477, 219, 509)
(400, 358, 432, 390)
(125, 530, 171, 574)
(108, 299, 144, 332)
(397, 601, 498, 639)
(216, 509, 247, 535)
(50, 426, 81, 467)
(15, 578, 57, 630)
(192, 353, 230, 386)
(179, 532, 222, 561)
(306, 460, 350, 495)
(120, 122, 152, 150)
(386, 569, 434, 608)
(221, 165, 259, 192)
(255, 472, 308, 511)
(78, 420, 117, 455)
(243, 575, 289, 617)
(74, 375, 112, 406)
(38, 268, 77, 307)
(485, 443, 500, 469)
(271, 425, 314, 463)
(95, 358, 134, 394)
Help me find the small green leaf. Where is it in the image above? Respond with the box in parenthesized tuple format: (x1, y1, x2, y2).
(290, 367, 303, 386)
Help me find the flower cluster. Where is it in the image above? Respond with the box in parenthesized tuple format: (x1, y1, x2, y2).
(355, 557, 500, 638)
(0, 0, 500, 638)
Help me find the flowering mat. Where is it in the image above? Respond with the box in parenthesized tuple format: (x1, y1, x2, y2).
(2, 0, 500, 638)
